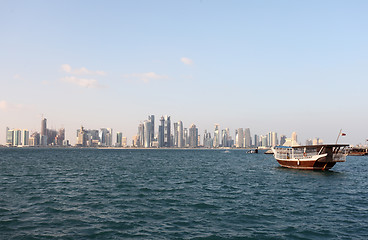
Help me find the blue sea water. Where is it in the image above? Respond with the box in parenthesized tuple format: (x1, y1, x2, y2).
(0, 148, 367, 239)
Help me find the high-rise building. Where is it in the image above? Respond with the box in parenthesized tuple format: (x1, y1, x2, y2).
(29, 132, 40, 146)
(137, 124, 144, 147)
(132, 135, 139, 147)
(22, 129, 29, 146)
(254, 134, 259, 147)
(267, 131, 278, 147)
(143, 120, 151, 148)
(47, 129, 58, 145)
(313, 138, 323, 145)
(158, 117, 164, 147)
(148, 115, 155, 142)
(222, 128, 231, 147)
(272, 132, 278, 147)
(6, 127, 12, 146)
(292, 132, 298, 143)
(305, 139, 313, 146)
(203, 130, 212, 148)
(236, 128, 244, 148)
(189, 124, 198, 148)
(261, 135, 267, 147)
(99, 128, 113, 146)
(280, 135, 287, 146)
(177, 121, 184, 148)
(77, 126, 87, 146)
(40, 118, 47, 146)
(213, 124, 220, 148)
(116, 132, 123, 147)
(184, 128, 188, 147)
(13, 129, 22, 146)
(163, 115, 171, 147)
(55, 128, 65, 146)
(122, 137, 127, 147)
(173, 122, 178, 147)
(244, 128, 251, 148)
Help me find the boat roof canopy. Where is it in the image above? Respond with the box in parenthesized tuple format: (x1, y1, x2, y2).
(275, 144, 349, 149)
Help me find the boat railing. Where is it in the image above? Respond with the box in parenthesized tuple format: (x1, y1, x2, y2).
(274, 149, 320, 160)
(333, 153, 347, 162)
(292, 153, 316, 159)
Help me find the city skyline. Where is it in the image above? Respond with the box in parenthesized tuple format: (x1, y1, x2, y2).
(4, 114, 341, 148)
(1, 1, 367, 145)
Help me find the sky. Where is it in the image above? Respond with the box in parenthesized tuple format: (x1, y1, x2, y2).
(1, 0, 367, 145)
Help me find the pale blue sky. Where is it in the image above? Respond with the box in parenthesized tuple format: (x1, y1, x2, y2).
(1, 0, 367, 145)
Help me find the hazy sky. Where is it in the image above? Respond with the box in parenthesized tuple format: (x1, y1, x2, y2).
(1, 0, 367, 145)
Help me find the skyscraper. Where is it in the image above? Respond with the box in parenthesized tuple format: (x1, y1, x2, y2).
(244, 128, 251, 148)
(143, 120, 151, 148)
(254, 134, 259, 147)
(292, 132, 298, 143)
(137, 124, 144, 147)
(77, 126, 87, 146)
(236, 128, 244, 148)
(13, 129, 22, 146)
(213, 124, 220, 148)
(184, 128, 188, 147)
(116, 132, 123, 147)
(177, 121, 184, 148)
(158, 116, 164, 147)
(22, 129, 29, 146)
(173, 122, 178, 147)
(56, 128, 65, 146)
(189, 124, 198, 148)
(203, 130, 212, 148)
(261, 135, 267, 147)
(40, 118, 47, 146)
(280, 135, 287, 146)
(6, 127, 12, 146)
(99, 128, 113, 146)
(163, 115, 171, 147)
(271, 132, 278, 147)
(148, 115, 155, 142)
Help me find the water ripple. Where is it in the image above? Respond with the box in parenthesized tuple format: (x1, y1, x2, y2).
(1, 149, 367, 239)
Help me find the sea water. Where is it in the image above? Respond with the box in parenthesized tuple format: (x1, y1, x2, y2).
(1, 148, 367, 239)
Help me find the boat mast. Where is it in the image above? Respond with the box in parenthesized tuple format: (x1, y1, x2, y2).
(335, 129, 342, 144)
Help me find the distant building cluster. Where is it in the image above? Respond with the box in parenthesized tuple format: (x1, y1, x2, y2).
(129, 115, 322, 149)
(76, 126, 127, 147)
(4, 115, 324, 148)
(6, 118, 67, 147)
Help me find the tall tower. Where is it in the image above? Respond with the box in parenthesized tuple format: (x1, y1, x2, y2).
(148, 115, 155, 142)
(137, 123, 144, 147)
(244, 128, 251, 148)
(213, 124, 220, 148)
(41, 118, 47, 146)
(158, 116, 165, 147)
(116, 132, 123, 147)
(164, 115, 171, 147)
(236, 128, 244, 148)
(143, 120, 151, 148)
(292, 132, 298, 143)
(177, 121, 184, 148)
(189, 124, 198, 147)
(22, 129, 29, 146)
(271, 132, 278, 147)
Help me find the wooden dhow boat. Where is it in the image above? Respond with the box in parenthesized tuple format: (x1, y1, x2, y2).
(272, 144, 348, 170)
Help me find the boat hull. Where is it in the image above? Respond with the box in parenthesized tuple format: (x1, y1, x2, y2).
(276, 159, 336, 170)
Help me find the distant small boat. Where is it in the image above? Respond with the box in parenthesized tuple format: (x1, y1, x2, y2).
(272, 144, 348, 170)
(264, 149, 273, 154)
(224, 150, 230, 153)
(348, 147, 368, 156)
(246, 148, 258, 154)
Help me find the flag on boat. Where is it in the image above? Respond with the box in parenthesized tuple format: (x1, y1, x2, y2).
(341, 133, 346, 136)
